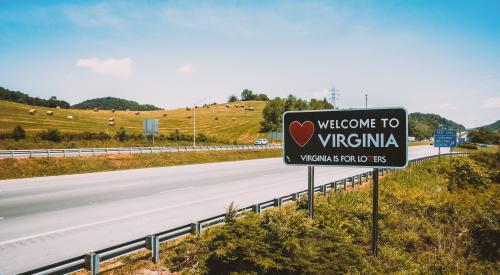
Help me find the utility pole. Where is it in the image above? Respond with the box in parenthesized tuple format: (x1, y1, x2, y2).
(329, 86, 341, 109)
(365, 94, 368, 108)
(193, 104, 196, 147)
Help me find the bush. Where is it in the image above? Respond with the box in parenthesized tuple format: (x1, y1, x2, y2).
(12, 125, 26, 141)
(39, 128, 63, 142)
(115, 127, 128, 142)
(471, 215, 500, 260)
(459, 142, 477, 150)
(447, 158, 491, 190)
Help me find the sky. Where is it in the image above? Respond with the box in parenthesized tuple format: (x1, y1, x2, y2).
(0, 0, 499, 128)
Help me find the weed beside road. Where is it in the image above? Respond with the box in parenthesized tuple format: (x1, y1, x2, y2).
(0, 149, 281, 180)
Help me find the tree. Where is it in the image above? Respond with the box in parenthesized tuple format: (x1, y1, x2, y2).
(40, 128, 62, 142)
(12, 125, 26, 141)
(256, 93, 269, 101)
(241, 89, 257, 101)
(228, 95, 238, 102)
(469, 127, 499, 144)
(260, 97, 284, 132)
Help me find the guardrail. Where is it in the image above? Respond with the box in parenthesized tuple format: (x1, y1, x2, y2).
(0, 144, 282, 159)
(19, 152, 467, 275)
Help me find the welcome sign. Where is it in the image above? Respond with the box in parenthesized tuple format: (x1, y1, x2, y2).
(283, 108, 408, 167)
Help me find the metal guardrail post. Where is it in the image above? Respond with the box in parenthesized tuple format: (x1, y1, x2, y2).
(333, 181, 338, 192)
(292, 192, 298, 201)
(63, 149, 67, 157)
(85, 252, 99, 275)
(105, 148, 108, 155)
(93, 148, 96, 156)
(29, 150, 32, 158)
(191, 222, 201, 235)
(351, 176, 355, 189)
(274, 198, 282, 207)
(324, 184, 329, 195)
(47, 149, 50, 158)
(343, 178, 347, 190)
(253, 204, 262, 214)
(145, 235, 160, 263)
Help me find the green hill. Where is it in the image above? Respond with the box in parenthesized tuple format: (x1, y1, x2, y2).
(482, 120, 500, 131)
(72, 97, 162, 111)
(0, 86, 70, 109)
(409, 112, 465, 140)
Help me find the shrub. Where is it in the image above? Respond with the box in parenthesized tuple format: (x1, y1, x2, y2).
(40, 128, 63, 142)
(447, 158, 491, 190)
(115, 127, 128, 142)
(459, 142, 477, 150)
(471, 215, 500, 260)
(12, 125, 26, 141)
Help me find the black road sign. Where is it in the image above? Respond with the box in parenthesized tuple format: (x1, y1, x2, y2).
(283, 108, 408, 167)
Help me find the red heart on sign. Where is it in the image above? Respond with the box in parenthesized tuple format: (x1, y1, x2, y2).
(289, 121, 315, 147)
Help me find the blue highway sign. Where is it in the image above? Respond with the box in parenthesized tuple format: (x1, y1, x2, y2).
(434, 130, 457, 147)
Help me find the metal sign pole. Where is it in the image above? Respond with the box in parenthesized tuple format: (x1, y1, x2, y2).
(371, 168, 379, 256)
(307, 166, 315, 218)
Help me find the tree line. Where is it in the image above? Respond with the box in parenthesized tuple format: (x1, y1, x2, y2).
(0, 86, 70, 108)
(72, 97, 162, 111)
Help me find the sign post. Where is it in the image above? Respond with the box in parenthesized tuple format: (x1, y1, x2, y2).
(283, 108, 408, 256)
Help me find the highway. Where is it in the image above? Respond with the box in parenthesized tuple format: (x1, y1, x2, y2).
(0, 145, 448, 274)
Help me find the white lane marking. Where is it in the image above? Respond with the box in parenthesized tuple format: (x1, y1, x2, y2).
(0, 179, 290, 246)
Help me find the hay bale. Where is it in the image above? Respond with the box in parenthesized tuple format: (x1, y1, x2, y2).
(56, 106, 61, 109)
(126, 109, 130, 112)
(111, 109, 116, 113)
(46, 111, 54, 116)
(135, 111, 140, 115)
(186, 107, 191, 111)
(245, 106, 255, 111)
(108, 117, 115, 122)
(67, 115, 73, 120)
(29, 109, 37, 115)
(163, 113, 167, 117)
(109, 121, 115, 126)
(215, 117, 218, 120)
(94, 108, 99, 112)
(187, 115, 192, 118)
(232, 117, 236, 121)
(225, 104, 230, 108)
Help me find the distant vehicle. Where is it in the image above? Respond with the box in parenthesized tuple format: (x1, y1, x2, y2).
(254, 138, 269, 145)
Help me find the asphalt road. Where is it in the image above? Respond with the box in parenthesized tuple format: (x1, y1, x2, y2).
(0, 145, 448, 274)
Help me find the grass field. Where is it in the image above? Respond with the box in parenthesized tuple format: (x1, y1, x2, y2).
(0, 149, 281, 180)
(0, 100, 266, 144)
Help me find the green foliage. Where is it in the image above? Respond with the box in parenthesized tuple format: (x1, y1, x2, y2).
(11, 125, 26, 141)
(224, 202, 238, 224)
(228, 95, 238, 102)
(72, 97, 162, 111)
(447, 158, 491, 190)
(408, 112, 465, 140)
(0, 86, 70, 108)
(482, 120, 500, 131)
(115, 127, 128, 142)
(240, 89, 269, 102)
(459, 142, 478, 150)
(471, 214, 500, 260)
(260, 95, 333, 132)
(469, 127, 500, 144)
(39, 128, 63, 142)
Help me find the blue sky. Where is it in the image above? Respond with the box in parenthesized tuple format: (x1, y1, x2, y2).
(0, 0, 499, 127)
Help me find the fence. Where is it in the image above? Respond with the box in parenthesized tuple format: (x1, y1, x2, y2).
(19, 152, 467, 275)
(0, 144, 282, 159)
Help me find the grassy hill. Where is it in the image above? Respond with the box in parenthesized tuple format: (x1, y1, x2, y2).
(72, 97, 162, 111)
(482, 120, 500, 131)
(0, 100, 266, 144)
(409, 112, 465, 139)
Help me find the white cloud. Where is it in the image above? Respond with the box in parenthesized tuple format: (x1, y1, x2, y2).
(178, 64, 195, 74)
(482, 96, 500, 109)
(76, 57, 132, 78)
